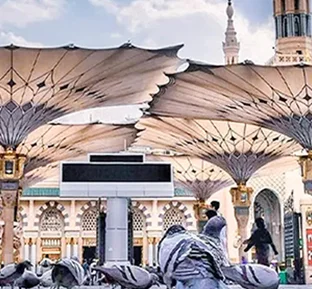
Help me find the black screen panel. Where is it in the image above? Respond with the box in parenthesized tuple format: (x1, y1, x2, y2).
(62, 163, 171, 182)
(90, 155, 144, 163)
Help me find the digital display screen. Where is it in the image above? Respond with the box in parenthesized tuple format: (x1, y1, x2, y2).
(62, 163, 171, 182)
(89, 155, 144, 163)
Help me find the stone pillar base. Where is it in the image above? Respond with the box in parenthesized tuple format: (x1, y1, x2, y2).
(230, 184, 253, 263)
(105, 261, 130, 266)
(2, 189, 18, 265)
(234, 207, 250, 262)
(105, 198, 128, 264)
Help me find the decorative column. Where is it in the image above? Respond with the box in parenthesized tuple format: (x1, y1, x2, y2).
(24, 238, 30, 261)
(72, 238, 79, 258)
(0, 148, 26, 265)
(78, 237, 83, 263)
(66, 238, 71, 258)
(36, 237, 41, 264)
(299, 152, 312, 195)
(230, 184, 253, 262)
(147, 237, 154, 265)
(154, 237, 161, 265)
(105, 198, 129, 265)
(193, 199, 209, 233)
(30, 238, 37, 271)
(2, 190, 17, 264)
(61, 237, 66, 258)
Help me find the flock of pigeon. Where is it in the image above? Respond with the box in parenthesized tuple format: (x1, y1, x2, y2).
(0, 216, 280, 289)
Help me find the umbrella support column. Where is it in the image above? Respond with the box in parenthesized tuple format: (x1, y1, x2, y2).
(230, 184, 253, 263)
(1, 190, 16, 265)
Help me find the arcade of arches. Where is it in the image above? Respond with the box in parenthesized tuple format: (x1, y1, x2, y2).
(17, 169, 310, 266)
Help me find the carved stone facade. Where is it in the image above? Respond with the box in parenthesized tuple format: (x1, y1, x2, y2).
(14, 167, 311, 267)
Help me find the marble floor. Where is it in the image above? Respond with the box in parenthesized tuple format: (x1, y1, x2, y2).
(79, 285, 311, 288)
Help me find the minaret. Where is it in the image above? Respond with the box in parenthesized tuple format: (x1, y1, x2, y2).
(273, 0, 312, 62)
(223, 0, 240, 65)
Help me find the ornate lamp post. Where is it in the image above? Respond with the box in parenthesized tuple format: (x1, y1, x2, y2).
(230, 183, 253, 261)
(0, 148, 26, 264)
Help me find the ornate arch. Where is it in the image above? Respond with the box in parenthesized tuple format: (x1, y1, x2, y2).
(34, 201, 69, 228)
(19, 206, 28, 227)
(132, 201, 152, 229)
(76, 201, 106, 226)
(158, 201, 193, 229)
(251, 188, 283, 257)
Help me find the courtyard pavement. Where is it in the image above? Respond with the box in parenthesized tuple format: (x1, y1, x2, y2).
(79, 285, 311, 288)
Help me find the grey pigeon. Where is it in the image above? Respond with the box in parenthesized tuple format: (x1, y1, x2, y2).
(0, 260, 32, 289)
(39, 258, 53, 274)
(15, 270, 40, 289)
(158, 225, 228, 289)
(94, 264, 160, 289)
(39, 269, 53, 288)
(198, 215, 230, 267)
(222, 264, 280, 289)
(51, 258, 85, 289)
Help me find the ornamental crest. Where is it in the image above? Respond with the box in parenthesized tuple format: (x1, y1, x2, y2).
(306, 209, 312, 226)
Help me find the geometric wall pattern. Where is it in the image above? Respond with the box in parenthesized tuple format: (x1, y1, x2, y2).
(158, 201, 193, 229)
(76, 201, 106, 227)
(34, 201, 69, 228)
(132, 201, 152, 229)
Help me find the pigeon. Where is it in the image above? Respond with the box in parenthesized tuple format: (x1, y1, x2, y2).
(15, 270, 40, 289)
(94, 264, 160, 289)
(51, 258, 85, 289)
(198, 215, 231, 267)
(39, 258, 53, 274)
(145, 266, 164, 285)
(0, 260, 32, 289)
(39, 269, 53, 288)
(222, 264, 280, 289)
(158, 225, 228, 289)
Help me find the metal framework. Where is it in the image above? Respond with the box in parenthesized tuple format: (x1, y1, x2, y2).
(0, 43, 183, 148)
(135, 117, 300, 184)
(149, 155, 232, 200)
(20, 124, 137, 187)
(149, 61, 312, 150)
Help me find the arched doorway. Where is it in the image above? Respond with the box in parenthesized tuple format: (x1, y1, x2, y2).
(254, 189, 282, 260)
(39, 207, 64, 261)
(132, 208, 146, 266)
(81, 209, 97, 263)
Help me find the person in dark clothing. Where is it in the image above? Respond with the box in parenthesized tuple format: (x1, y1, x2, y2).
(210, 201, 220, 211)
(243, 217, 278, 266)
(205, 209, 218, 220)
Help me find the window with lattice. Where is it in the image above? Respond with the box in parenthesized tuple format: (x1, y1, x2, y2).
(133, 209, 145, 232)
(82, 210, 97, 231)
(163, 207, 186, 231)
(40, 209, 64, 232)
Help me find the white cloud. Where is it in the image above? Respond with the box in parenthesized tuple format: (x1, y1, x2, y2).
(110, 32, 122, 38)
(0, 31, 43, 47)
(0, 0, 65, 27)
(89, 0, 275, 64)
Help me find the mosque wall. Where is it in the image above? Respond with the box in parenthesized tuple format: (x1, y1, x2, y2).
(17, 170, 312, 271)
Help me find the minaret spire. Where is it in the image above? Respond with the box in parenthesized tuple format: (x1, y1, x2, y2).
(223, 0, 240, 65)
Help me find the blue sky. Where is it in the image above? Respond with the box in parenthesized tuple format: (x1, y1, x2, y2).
(0, 0, 275, 64)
